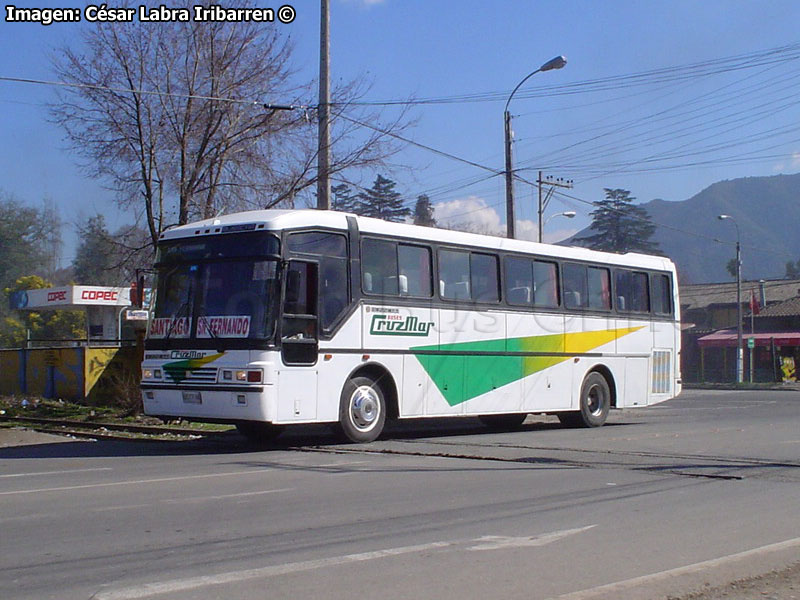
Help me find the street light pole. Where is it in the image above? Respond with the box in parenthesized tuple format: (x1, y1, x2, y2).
(504, 55, 566, 239)
(719, 214, 743, 383)
(542, 211, 576, 238)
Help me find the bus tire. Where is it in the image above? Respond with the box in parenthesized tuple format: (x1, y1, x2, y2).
(479, 413, 527, 430)
(338, 375, 386, 443)
(236, 421, 284, 444)
(559, 372, 610, 428)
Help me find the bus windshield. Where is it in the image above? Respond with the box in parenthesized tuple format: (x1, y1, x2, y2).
(149, 232, 281, 343)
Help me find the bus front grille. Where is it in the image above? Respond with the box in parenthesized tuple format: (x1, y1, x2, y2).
(163, 366, 218, 384)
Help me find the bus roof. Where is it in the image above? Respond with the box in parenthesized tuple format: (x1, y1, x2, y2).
(159, 209, 675, 273)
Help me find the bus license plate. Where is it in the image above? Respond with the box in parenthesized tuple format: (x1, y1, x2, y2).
(182, 391, 202, 404)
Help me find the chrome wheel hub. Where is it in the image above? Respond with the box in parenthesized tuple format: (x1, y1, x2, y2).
(587, 385, 603, 416)
(350, 385, 379, 431)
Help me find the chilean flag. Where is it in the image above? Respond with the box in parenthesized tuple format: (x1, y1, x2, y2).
(749, 290, 761, 315)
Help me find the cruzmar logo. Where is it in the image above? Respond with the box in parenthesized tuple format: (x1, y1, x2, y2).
(370, 314, 434, 336)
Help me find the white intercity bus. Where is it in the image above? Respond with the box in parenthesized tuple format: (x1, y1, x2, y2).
(140, 210, 681, 442)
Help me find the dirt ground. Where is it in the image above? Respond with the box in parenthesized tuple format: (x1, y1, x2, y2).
(672, 562, 800, 600)
(0, 426, 76, 447)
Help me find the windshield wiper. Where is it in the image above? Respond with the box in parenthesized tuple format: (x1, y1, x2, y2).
(195, 308, 221, 347)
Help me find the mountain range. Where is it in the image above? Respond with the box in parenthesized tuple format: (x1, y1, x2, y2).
(569, 173, 800, 283)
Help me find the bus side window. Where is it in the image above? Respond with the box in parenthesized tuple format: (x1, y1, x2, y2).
(651, 273, 673, 315)
(563, 263, 587, 309)
(615, 269, 650, 313)
(471, 253, 499, 303)
(588, 266, 611, 310)
(362, 238, 398, 295)
(320, 256, 348, 331)
(533, 260, 559, 307)
(505, 256, 533, 306)
(398, 244, 432, 297)
(439, 249, 470, 301)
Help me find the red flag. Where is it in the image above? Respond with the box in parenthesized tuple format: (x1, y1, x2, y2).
(749, 290, 761, 315)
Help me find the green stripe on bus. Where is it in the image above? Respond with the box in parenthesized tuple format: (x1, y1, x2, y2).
(411, 327, 643, 406)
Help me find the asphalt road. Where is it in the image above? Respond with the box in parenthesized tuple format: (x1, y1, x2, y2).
(1, 389, 799, 600)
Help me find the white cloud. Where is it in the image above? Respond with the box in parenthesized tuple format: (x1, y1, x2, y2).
(773, 150, 800, 172)
(431, 195, 579, 245)
(433, 196, 504, 236)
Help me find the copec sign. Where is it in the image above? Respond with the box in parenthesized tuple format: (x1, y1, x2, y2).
(11, 286, 132, 309)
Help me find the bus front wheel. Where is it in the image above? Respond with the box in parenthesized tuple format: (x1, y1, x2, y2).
(559, 372, 610, 428)
(338, 375, 386, 443)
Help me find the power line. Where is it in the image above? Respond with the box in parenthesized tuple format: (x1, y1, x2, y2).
(0, 75, 304, 110)
(332, 43, 800, 107)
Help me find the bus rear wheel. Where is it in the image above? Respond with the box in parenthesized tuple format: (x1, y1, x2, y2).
(236, 421, 285, 444)
(338, 375, 386, 443)
(558, 372, 610, 428)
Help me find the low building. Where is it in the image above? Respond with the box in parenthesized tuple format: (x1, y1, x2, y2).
(681, 279, 800, 382)
(2, 285, 146, 401)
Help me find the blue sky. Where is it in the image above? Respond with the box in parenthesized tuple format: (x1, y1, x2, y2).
(2, 0, 800, 265)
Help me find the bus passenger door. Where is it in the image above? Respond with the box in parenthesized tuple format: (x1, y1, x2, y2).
(281, 260, 319, 366)
(277, 260, 319, 422)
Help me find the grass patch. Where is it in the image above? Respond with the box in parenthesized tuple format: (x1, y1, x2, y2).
(0, 396, 233, 432)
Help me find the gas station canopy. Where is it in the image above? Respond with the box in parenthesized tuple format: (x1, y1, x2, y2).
(10, 286, 133, 310)
(9, 286, 135, 342)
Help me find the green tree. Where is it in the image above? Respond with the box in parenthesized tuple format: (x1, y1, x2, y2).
(574, 188, 660, 254)
(0, 193, 56, 343)
(0, 193, 49, 288)
(785, 259, 800, 279)
(727, 258, 738, 280)
(357, 175, 410, 222)
(331, 183, 360, 213)
(72, 215, 154, 287)
(2, 276, 85, 347)
(73, 215, 118, 286)
(413, 194, 436, 227)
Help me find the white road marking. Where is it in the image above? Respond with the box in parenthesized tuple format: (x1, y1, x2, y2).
(162, 488, 294, 504)
(0, 468, 276, 497)
(322, 460, 368, 467)
(468, 525, 597, 551)
(96, 525, 596, 600)
(0, 467, 112, 478)
(95, 541, 453, 600)
(89, 489, 294, 513)
(549, 536, 800, 599)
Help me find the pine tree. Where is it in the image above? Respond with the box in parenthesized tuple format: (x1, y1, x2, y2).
(357, 175, 410, 222)
(331, 183, 361, 213)
(413, 194, 436, 227)
(574, 188, 660, 254)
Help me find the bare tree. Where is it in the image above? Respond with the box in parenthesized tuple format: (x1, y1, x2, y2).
(51, 0, 411, 247)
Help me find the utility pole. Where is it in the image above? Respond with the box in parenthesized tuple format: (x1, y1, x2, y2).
(504, 111, 515, 238)
(537, 171, 573, 242)
(317, 0, 331, 210)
